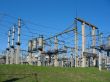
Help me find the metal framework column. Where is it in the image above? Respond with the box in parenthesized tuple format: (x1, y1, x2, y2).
(6, 30, 11, 64)
(99, 50, 102, 71)
(10, 26, 15, 64)
(38, 35, 43, 66)
(99, 33, 103, 46)
(74, 26, 78, 67)
(82, 22, 86, 67)
(54, 36, 59, 67)
(16, 18, 21, 64)
(62, 45, 67, 67)
(47, 44, 51, 66)
(70, 52, 74, 67)
(28, 40, 33, 65)
(92, 27, 97, 66)
(92, 27, 96, 53)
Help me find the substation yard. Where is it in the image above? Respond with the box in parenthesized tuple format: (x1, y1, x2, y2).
(0, 65, 110, 82)
(0, 1, 110, 82)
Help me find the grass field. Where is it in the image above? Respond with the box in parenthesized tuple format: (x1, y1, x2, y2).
(0, 65, 110, 82)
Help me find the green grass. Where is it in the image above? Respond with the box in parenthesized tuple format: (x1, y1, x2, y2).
(0, 65, 110, 82)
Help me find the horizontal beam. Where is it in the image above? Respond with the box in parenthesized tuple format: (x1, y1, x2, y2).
(44, 29, 74, 41)
(75, 18, 98, 29)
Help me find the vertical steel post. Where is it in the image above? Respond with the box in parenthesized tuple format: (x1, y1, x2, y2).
(74, 21, 78, 67)
(6, 30, 11, 64)
(92, 27, 96, 53)
(98, 31, 103, 47)
(99, 50, 102, 71)
(92, 27, 97, 66)
(16, 18, 21, 64)
(38, 35, 43, 66)
(10, 26, 15, 64)
(70, 52, 74, 67)
(28, 40, 33, 65)
(62, 45, 67, 67)
(82, 22, 86, 67)
(54, 36, 59, 67)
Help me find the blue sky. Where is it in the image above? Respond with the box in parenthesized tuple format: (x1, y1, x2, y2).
(0, 0, 110, 52)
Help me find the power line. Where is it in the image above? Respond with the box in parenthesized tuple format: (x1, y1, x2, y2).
(22, 19, 60, 31)
(0, 13, 18, 20)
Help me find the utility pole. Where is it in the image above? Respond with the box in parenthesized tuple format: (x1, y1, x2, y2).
(92, 27, 96, 53)
(82, 22, 86, 67)
(6, 30, 11, 64)
(92, 27, 97, 66)
(54, 36, 59, 67)
(10, 26, 15, 64)
(16, 18, 21, 64)
(74, 20, 78, 67)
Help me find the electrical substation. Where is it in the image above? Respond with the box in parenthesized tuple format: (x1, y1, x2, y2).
(0, 15, 110, 71)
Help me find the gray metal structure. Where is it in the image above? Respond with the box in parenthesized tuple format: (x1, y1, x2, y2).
(10, 26, 15, 64)
(6, 30, 11, 64)
(16, 18, 21, 64)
